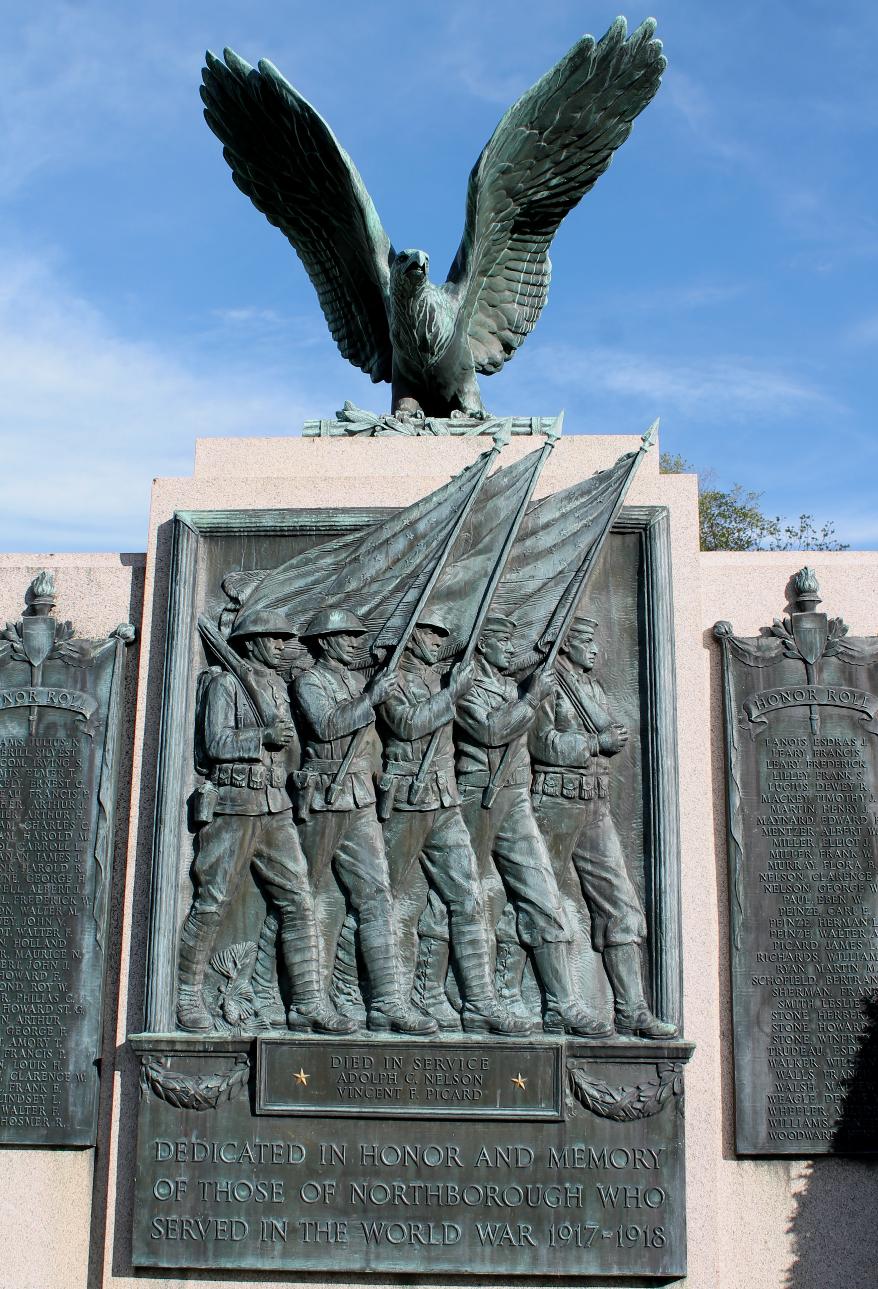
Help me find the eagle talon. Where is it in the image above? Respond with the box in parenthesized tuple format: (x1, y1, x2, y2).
(450, 407, 491, 421)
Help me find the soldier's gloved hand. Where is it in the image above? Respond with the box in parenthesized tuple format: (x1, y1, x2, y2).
(523, 668, 555, 705)
(598, 723, 629, 754)
(263, 719, 296, 748)
(367, 671, 397, 707)
(449, 660, 475, 700)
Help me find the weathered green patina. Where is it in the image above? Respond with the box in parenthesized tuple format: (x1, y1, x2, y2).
(201, 17, 665, 421)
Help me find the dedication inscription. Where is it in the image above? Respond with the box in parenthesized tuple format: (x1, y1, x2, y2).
(0, 572, 133, 1145)
(716, 568, 878, 1155)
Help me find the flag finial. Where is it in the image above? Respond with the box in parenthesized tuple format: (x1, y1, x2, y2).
(545, 410, 564, 443)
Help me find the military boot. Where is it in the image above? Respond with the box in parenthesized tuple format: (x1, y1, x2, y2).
(280, 905, 357, 1035)
(494, 939, 532, 1023)
(452, 923, 532, 1036)
(604, 944, 677, 1039)
(249, 909, 286, 1028)
(360, 923, 438, 1035)
(532, 942, 613, 1038)
(411, 934, 460, 1030)
(176, 908, 221, 1032)
(329, 913, 368, 1026)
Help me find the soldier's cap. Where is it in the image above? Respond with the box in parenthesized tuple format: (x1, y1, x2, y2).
(300, 607, 368, 638)
(479, 614, 516, 638)
(228, 609, 296, 641)
(413, 610, 451, 637)
(568, 615, 599, 635)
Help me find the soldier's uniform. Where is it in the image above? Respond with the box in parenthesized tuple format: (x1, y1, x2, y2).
(530, 661, 646, 951)
(379, 644, 528, 1033)
(177, 648, 334, 1033)
(530, 627, 675, 1039)
(454, 632, 609, 1036)
(293, 609, 435, 1034)
(455, 657, 569, 946)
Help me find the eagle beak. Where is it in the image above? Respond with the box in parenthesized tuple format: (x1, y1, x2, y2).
(405, 252, 428, 277)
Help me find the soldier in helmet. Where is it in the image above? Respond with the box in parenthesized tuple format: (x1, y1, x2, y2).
(530, 615, 676, 1038)
(454, 614, 612, 1037)
(377, 611, 530, 1034)
(177, 609, 351, 1034)
(293, 608, 436, 1035)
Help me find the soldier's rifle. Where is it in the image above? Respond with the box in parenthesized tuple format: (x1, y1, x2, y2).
(555, 667, 613, 738)
(323, 421, 513, 807)
(197, 614, 280, 727)
(409, 414, 564, 805)
(481, 420, 657, 809)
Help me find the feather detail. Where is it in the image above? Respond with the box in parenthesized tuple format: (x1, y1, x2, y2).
(447, 18, 665, 375)
(201, 50, 394, 382)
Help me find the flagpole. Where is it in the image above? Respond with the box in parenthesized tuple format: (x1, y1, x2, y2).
(408, 413, 563, 804)
(542, 419, 657, 670)
(324, 421, 511, 807)
(383, 421, 512, 677)
(460, 413, 563, 670)
(481, 419, 656, 808)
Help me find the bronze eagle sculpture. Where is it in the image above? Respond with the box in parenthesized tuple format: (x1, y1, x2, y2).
(201, 17, 665, 419)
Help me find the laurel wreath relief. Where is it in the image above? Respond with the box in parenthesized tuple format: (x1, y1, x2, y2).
(139, 1054, 250, 1111)
(567, 1061, 683, 1121)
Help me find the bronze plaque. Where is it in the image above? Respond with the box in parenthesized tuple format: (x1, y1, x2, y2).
(132, 1035, 690, 1277)
(256, 1036, 563, 1118)
(716, 568, 878, 1155)
(0, 573, 132, 1145)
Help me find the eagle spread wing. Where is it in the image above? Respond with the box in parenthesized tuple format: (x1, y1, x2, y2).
(201, 50, 394, 382)
(446, 17, 666, 375)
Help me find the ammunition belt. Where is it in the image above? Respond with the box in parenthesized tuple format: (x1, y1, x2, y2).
(212, 763, 286, 790)
(531, 766, 608, 800)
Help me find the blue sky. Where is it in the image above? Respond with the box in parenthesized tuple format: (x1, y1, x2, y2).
(1, 1, 876, 551)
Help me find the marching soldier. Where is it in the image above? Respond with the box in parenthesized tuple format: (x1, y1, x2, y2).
(378, 613, 531, 1034)
(293, 608, 437, 1035)
(177, 610, 351, 1035)
(454, 615, 611, 1037)
(530, 616, 676, 1038)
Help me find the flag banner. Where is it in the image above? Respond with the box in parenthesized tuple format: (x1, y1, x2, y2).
(232, 450, 494, 658)
(377, 448, 547, 651)
(493, 450, 639, 650)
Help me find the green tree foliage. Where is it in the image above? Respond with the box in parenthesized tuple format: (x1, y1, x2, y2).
(659, 453, 848, 553)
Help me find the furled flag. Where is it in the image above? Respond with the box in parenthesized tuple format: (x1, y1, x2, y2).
(229, 442, 542, 663)
(492, 446, 646, 651)
(373, 444, 553, 654)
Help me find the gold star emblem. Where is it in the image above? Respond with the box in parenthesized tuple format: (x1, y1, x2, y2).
(294, 1068, 309, 1086)
(511, 1073, 527, 1090)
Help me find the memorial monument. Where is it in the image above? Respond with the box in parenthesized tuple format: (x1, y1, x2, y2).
(125, 16, 694, 1279)
(3, 12, 876, 1289)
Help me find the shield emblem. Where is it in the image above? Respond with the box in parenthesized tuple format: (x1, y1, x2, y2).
(790, 611, 829, 666)
(20, 615, 57, 668)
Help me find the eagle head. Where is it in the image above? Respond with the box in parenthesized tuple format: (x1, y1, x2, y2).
(389, 247, 454, 368)
(391, 249, 430, 296)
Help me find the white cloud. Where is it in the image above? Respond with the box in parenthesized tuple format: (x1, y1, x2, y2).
(661, 70, 758, 170)
(0, 248, 357, 551)
(526, 343, 838, 423)
(0, 7, 192, 196)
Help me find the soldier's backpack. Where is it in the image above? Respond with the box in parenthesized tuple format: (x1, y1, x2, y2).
(193, 665, 223, 778)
